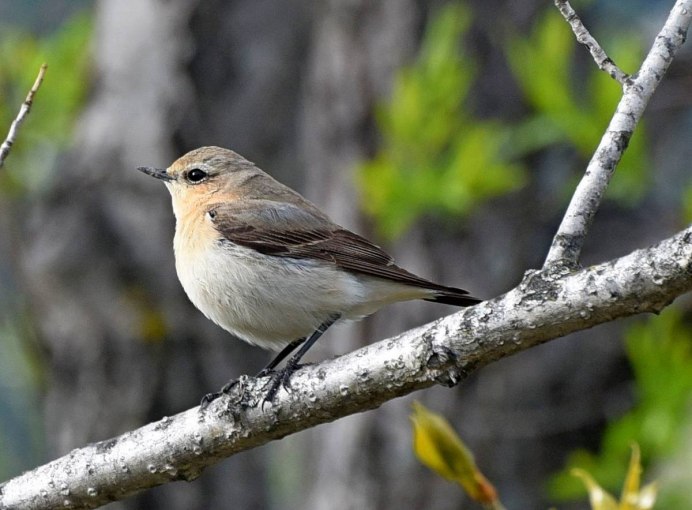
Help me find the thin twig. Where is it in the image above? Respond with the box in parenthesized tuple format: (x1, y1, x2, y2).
(554, 0, 629, 84)
(544, 0, 692, 267)
(0, 63, 48, 169)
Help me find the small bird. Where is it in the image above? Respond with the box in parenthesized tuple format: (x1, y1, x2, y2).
(138, 146, 480, 403)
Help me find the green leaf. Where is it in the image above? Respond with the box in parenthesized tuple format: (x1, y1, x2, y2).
(358, 2, 526, 240)
(506, 10, 649, 207)
(549, 308, 692, 504)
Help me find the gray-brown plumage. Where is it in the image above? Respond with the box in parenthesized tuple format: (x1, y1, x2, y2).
(138, 146, 480, 401)
(208, 201, 479, 307)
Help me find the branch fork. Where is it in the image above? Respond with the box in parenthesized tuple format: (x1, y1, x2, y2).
(554, 0, 630, 85)
(544, 0, 692, 267)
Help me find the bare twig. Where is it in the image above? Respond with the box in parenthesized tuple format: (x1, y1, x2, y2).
(554, 0, 629, 84)
(544, 0, 692, 267)
(1, 226, 690, 510)
(0, 63, 48, 169)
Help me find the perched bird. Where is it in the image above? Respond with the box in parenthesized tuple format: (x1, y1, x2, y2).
(138, 146, 480, 403)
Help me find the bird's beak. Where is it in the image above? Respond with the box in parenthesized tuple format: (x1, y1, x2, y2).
(137, 166, 174, 182)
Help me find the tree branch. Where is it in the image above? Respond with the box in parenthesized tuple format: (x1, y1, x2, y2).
(2, 2, 691, 509)
(543, 0, 692, 267)
(553, 0, 629, 84)
(1, 226, 690, 510)
(0, 63, 47, 169)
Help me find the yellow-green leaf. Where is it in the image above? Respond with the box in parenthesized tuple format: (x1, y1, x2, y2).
(572, 469, 619, 510)
(410, 401, 499, 505)
(571, 444, 658, 510)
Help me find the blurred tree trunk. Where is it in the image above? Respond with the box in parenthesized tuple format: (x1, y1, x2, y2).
(298, 2, 421, 508)
(15, 0, 683, 509)
(18, 0, 305, 508)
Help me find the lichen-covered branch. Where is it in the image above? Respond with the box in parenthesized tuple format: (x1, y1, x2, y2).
(544, 0, 691, 267)
(2, 226, 690, 510)
(0, 63, 47, 168)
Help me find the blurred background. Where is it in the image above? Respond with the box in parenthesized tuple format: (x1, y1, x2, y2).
(0, 0, 691, 508)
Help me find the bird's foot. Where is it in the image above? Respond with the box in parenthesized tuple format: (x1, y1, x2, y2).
(261, 363, 303, 404)
(199, 379, 240, 410)
(254, 367, 273, 379)
(201, 362, 310, 410)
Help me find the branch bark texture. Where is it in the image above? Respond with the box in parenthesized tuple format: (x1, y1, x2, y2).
(2, 227, 690, 510)
(544, 0, 692, 266)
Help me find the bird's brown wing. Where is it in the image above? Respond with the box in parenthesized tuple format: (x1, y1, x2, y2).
(208, 201, 478, 302)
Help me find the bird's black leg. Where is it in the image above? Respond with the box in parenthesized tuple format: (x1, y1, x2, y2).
(264, 313, 341, 403)
(255, 337, 306, 378)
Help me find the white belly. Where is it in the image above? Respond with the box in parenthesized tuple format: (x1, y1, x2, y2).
(174, 238, 385, 350)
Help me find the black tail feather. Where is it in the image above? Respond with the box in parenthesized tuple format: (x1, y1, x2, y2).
(425, 288, 482, 307)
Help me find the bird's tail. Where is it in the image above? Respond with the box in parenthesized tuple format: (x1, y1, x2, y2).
(424, 287, 482, 307)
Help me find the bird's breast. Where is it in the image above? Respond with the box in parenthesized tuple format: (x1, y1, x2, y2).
(172, 215, 367, 350)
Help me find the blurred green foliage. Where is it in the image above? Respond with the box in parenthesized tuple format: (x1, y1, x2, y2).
(358, 3, 650, 240)
(0, 12, 91, 195)
(0, 11, 92, 479)
(358, 3, 526, 239)
(548, 308, 692, 508)
(506, 10, 648, 204)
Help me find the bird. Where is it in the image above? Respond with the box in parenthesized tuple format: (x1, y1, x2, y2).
(137, 146, 480, 404)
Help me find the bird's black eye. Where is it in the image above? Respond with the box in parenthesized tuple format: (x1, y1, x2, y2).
(186, 168, 208, 183)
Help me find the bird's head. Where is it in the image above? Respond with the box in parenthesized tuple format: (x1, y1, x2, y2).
(138, 146, 265, 217)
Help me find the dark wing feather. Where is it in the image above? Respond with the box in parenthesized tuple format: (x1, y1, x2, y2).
(210, 201, 480, 304)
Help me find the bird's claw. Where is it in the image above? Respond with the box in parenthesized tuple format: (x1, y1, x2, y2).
(262, 364, 301, 404)
(199, 379, 240, 410)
